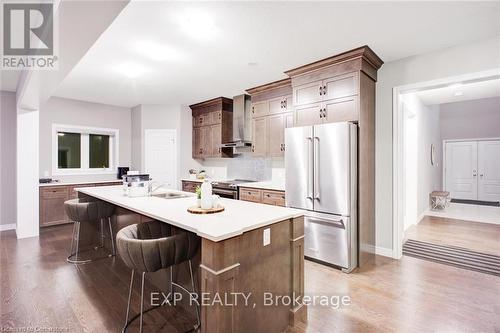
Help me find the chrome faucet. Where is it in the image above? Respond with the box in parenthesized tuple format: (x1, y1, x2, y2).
(148, 181, 168, 196)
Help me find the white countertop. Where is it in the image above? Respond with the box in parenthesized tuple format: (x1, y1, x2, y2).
(77, 185, 303, 242)
(238, 180, 285, 192)
(39, 179, 122, 187)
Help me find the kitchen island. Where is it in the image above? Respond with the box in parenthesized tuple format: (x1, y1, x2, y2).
(77, 185, 306, 333)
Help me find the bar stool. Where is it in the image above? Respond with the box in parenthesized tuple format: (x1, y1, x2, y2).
(65, 198, 116, 264)
(116, 220, 201, 333)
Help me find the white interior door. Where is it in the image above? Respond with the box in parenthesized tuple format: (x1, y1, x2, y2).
(145, 129, 177, 189)
(478, 140, 500, 202)
(445, 141, 478, 200)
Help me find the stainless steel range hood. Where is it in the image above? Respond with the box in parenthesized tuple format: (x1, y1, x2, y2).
(220, 94, 252, 150)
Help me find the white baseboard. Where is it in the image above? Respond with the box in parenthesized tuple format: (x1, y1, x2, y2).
(416, 209, 429, 224)
(375, 246, 394, 258)
(360, 244, 395, 258)
(0, 223, 16, 232)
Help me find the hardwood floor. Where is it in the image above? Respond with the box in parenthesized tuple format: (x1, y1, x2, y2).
(1, 224, 499, 333)
(405, 216, 500, 256)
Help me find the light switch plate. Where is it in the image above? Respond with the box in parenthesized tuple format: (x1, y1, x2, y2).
(263, 228, 270, 246)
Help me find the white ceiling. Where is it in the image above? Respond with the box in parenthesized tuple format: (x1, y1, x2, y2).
(53, 1, 500, 107)
(415, 78, 500, 106)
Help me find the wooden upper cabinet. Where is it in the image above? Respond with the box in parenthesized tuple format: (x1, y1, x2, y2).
(193, 113, 207, 128)
(323, 72, 358, 101)
(295, 103, 322, 127)
(211, 124, 222, 157)
(268, 114, 285, 157)
(190, 97, 233, 159)
(251, 101, 269, 118)
(294, 80, 323, 106)
(252, 117, 268, 157)
(324, 96, 358, 123)
(202, 126, 213, 157)
(268, 112, 293, 157)
(192, 127, 204, 158)
(246, 78, 294, 158)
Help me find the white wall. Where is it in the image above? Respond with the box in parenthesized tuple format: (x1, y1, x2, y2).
(402, 94, 442, 224)
(39, 97, 132, 183)
(376, 36, 500, 253)
(0, 91, 17, 228)
(440, 96, 500, 141)
(130, 104, 202, 189)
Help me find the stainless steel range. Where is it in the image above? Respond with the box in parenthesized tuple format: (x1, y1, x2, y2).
(211, 179, 255, 199)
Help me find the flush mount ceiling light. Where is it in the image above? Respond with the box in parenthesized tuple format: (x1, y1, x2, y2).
(177, 9, 217, 39)
(453, 91, 464, 96)
(135, 41, 183, 62)
(114, 62, 149, 78)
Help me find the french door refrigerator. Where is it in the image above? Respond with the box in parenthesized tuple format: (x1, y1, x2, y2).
(285, 122, 357, 272)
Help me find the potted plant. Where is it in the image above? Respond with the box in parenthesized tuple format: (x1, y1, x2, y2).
(195, 186, 202, 207)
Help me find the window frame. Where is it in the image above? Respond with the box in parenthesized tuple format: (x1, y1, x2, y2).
(52, 124, 119, 175)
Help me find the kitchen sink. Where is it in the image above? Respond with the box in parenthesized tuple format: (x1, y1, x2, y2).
(152, 192, 190, 199)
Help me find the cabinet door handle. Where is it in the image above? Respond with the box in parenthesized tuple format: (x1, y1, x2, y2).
(283, 100, 287, 108)
(252, 106, 255, 114)
(323, 108, 327, 119)
(319, 108, 323, 118)
(323, 85, 327, 95)
(319, 86, 323, 96)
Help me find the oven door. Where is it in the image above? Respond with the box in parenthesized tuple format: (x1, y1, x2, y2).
(212, 188, 238, 200)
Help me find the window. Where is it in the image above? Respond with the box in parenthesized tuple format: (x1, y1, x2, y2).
(52, 124, 119, 175)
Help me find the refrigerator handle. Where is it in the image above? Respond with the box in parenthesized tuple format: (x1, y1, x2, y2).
(314, 136, 320, 201)
(306, 136, 313, 200)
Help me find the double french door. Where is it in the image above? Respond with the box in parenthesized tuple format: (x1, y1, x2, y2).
(445, 140, 500, 202)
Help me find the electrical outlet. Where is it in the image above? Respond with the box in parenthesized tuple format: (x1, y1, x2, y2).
(263, 228, 270, 246)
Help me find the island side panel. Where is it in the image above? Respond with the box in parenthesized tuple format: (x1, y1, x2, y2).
(290, 216, 307, 326)
(200, 216, 306, 333)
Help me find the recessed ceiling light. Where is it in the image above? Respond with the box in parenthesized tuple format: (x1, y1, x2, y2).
(454, 91, 464, 97)
(114, 62, 149, 78)
(177, 10, 217, 39)
(247, 62, 259, 66)
(135, 41, 183, 62)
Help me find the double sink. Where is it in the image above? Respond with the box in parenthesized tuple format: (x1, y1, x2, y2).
(151, 191, 191, 200)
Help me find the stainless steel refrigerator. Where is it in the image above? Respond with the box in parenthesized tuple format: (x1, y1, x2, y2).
(285, 122, 357, 272)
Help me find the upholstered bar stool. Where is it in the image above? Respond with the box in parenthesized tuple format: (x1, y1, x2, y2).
(65, 198, 116, 264)
(116, 220, 201, 333)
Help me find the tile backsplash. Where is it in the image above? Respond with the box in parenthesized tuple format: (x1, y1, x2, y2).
(227, 154, 272, 181)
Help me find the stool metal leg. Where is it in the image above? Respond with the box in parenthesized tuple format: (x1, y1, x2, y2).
(124, 269, 134, 329)
(67, 221, 92, 264)
(169, 266, 174, 299)
(75, 221, 80, 261)
(68, 221, 76, 257)
(108, 217, 116, 257)
(140, 271, 146, 333)
(189, 260, 201, 329)
(95, 218, 105, 250)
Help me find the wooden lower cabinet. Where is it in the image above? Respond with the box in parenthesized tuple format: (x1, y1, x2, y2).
(40, 187, 69, 227)
(239, 187, 286, 207)
(181, 180, 200, 193)
(261, 190, 286, 206)
(39, 181, 122, 228)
